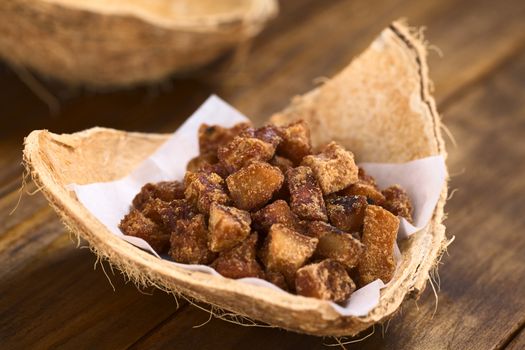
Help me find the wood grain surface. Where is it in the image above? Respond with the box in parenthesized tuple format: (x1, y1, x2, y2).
(1, 0, 524, 349)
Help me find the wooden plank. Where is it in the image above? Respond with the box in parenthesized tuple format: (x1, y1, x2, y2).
(129, 305, 329, 350)
(126, 22, 525, 350)
(0, 0, 524, 348)
(0, 138, 26, 191)
(0, 183, 60, 280)
(507, 328, 525, 350)
(427, 0, 525, 107)
(0, 217, 181, 349)
(0, 191, 181, 349)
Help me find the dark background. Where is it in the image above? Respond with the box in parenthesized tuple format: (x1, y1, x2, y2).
(1, 0, 524, 349)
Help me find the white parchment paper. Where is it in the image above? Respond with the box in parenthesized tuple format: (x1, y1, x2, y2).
(70, 95, 446, 317)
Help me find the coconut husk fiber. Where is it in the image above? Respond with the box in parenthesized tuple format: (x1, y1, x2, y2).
(0, 0, 278, 87)
(23, 21, 449, 337)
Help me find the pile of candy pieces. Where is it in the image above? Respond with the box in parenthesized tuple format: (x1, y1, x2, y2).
(120, 121, 412, 303)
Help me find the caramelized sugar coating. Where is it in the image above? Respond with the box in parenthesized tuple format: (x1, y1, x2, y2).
(169, 199, 199, 224)
(340, 182, 385, 206)
(119, 209, 170, 253)
(203, 163, 230, 179)
(198, 122, 252, 154)
(325, 195, 367, 233)
(358, 205, 400, 285)
(287, 166, 328, 221)
(169, 214, 216, 264)
(142, 198, 196, 231)
(226, 161, 284, 211)
(184, 171, 230, 214)
(251, 200, 301, 233)
(208, 203, 252, 252)
(261, 223, 318, 284)
(253, 124, 283, 147)
(358, 167, 377, 188)
(132, 181, 185, 210)
(276, 120, 312, 164)
(382, 185, 413, 223)
(270, 155, 294, 174)
(302, 142, 359, 195)
(295, 259, 356, 303)
(186, 154, 229, 179)
(186, 152, 217, 172)
(306, 221, 364, 269)
(270, 157, 293, 201)
(295, 220, 314, 236)
(211, 233, 264, 279)
(264, 271, 289, 291)
(217, 136, 275, 173)
(141, 198, 170, 225)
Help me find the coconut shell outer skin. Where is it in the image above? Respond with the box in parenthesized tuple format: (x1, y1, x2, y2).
(0, 0, 277, 87)
(23, 21, 449, 336)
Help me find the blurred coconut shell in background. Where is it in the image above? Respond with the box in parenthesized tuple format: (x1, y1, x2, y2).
(0, 0, 278, 87)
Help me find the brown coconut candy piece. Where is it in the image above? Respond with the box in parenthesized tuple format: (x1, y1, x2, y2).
(202, 162, 230, 179)
(186, 152, 218, 173)
(140, 198, 172, 225)
(165, 199, 199, 227)
(306, 221, 364, 269)
(184, 171, 230, 214)
(382, 185, 414, 223)
(198, 122, 252, 155)
(211, 233, 264, 279)
(325, 195, 368, 233)
(186, 152, 229, 178)
(287, 166, 328, 221)
(208, 203, 251, 252)
(261, 223, 318, 284)
(269, 157, 294, 201)
(251, 200, 301, 233)
(132, 181, 185, 210)
(358, 167, 378, 188)
(270, 155, 294, 174)
(358, 205, 400, 285)
(295, 259, 356, 303)
(264, 271, 289, 291)
(119, 209, 170, 253)
(276, 120, 312, 164)
(226, 161, 284, 211)
(186, 154, 229, 179)
(217, 135, 275, 173)
(340, 182, 385, 206)
(302, 141, 359, 195)
(169, 214, 216, 264)
(141, 198, 196, 231)
(252, 124, 283, 147)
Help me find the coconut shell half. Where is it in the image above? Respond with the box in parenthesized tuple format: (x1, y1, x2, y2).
(23, 21, 448, 336)
(0, 0, 277, 87)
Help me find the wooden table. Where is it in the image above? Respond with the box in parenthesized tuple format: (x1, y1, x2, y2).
(1, 0, 524, 349)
